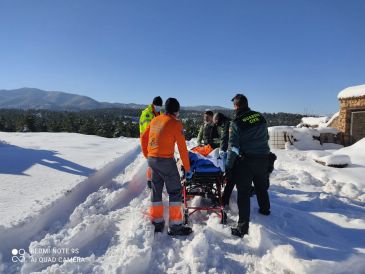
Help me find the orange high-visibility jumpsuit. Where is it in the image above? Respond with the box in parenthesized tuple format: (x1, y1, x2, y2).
(141, 114, 190, 225)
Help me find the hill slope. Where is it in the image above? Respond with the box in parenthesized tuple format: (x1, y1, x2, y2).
(0, 88, 104, 110)
(0, 88, 229, 111)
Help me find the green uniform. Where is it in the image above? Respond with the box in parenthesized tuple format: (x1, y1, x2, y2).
(197, 123, 221, 149)
(217, 116, 231, 152)
(223, 108, 271, 224)
(226, 109, 269, 169)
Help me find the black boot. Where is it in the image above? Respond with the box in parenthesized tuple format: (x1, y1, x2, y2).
(258, 208, 271, 216)
(153, 221, 165, 233)
(147, 180, 152, 189)
(231, 222, 249, 238)
(168, 224, 193, 236)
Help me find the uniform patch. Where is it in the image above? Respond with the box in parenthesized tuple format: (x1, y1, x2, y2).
(242, 113, 261, 124)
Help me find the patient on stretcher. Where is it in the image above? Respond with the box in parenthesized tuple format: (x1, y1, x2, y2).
(188, 147, 226, 173)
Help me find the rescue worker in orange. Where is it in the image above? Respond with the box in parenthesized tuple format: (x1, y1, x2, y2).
(141, 98, 193, 236)
(139, 96, 163, 189)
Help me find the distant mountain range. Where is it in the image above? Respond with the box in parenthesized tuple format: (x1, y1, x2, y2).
(0, 88, 228, 111)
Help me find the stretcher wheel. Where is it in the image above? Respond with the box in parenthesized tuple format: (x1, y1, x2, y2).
(184, 209, 189, 225)
(221, 210, 227, 224)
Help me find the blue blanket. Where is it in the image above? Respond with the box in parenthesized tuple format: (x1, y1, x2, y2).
(189, 151, 222, 173)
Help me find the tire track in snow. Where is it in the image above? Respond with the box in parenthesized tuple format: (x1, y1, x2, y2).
(0, 144, 141, 266)
(97, 188, 154, 274)
(19, 153, 149, 274)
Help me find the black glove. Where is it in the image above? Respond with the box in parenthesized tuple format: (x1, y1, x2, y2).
(224, 169, 233, 182)
(268, 152, 277, 173)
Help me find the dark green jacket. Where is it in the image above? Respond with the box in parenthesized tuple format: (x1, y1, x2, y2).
(226, 108, 270, 170)
(218, 116, 231, 152)
(197, 123, 220, 149)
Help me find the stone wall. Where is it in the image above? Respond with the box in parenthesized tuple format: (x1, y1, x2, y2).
(338, 96, 365, 145)
(327, 116, 339, 128)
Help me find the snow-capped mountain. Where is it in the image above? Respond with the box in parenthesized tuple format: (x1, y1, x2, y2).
(0, 88, 229, 111)
(0, 88, 147, 110)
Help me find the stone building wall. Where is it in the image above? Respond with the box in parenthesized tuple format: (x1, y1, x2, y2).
(338, 96, 365, 145)
(327, 116, 339, 128)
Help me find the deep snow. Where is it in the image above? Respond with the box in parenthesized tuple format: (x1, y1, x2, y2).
(1, 133, 365, 274)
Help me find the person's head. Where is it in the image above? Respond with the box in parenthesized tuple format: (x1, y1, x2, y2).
(213, 112, 224, 126)
(204, 110, 214, 123)
(165, 97, 180, 116)
(231, 94, 249, 110)
(152, 96, 163, 112)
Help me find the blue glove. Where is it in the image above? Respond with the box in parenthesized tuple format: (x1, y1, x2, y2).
(219, 150, 227, 160)
(185, 171, 193, 180)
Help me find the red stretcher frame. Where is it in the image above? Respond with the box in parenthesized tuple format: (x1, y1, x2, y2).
(182, 172, 227, 225)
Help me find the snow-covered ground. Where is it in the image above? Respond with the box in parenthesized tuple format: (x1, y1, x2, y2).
(0, 133, 140, 272)
(0, 132, 140, 228)
(1, 133, 365, 274)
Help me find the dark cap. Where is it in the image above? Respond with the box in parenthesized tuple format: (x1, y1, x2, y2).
(231, 93, 248, 109)
(152, 96, 163, 106)
(165, 97, 180, 114)
(231, 94, 246, 102)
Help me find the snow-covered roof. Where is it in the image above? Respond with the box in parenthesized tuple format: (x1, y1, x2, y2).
(324, 112, 339, 127)
(268, 126, 294, 133)
(301, 117, 329, 127)
(337, 84, 365, 99)
(317, 127, 339, 134)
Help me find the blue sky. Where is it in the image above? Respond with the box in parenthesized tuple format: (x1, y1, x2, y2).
(0, 0, 364, 114)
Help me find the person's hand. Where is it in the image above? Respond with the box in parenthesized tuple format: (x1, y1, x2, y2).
(185, 170, 193, 180)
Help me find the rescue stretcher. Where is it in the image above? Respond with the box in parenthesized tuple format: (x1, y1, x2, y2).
(181, 151, 227, 225)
